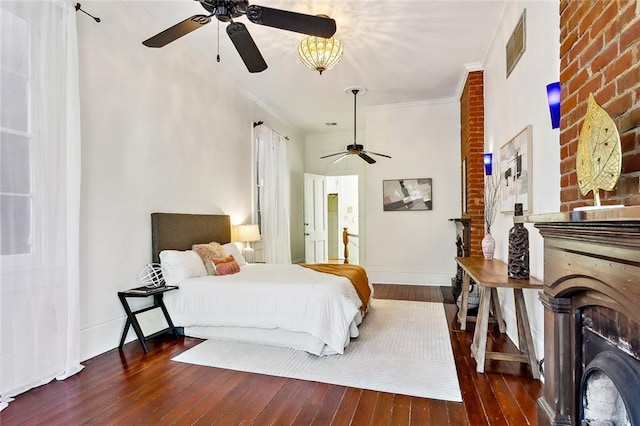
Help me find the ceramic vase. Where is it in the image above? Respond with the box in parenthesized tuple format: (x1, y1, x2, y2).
(481, 232, 495, 260)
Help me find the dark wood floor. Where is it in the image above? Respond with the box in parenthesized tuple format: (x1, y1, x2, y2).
(1, 284, 542, 425)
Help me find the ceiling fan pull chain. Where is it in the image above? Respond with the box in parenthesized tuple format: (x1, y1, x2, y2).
(216, 20, 221, 63)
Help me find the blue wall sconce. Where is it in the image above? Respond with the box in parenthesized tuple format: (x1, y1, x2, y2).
(483, 153, 493, 175)
(547, 81, 561, 129)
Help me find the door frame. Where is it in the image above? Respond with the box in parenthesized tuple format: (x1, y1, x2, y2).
(304, 173, 361, 264)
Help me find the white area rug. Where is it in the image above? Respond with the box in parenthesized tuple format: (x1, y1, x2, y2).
(172, 299, 462, 402)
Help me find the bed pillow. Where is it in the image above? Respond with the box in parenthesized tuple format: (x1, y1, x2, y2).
(192, 242, 225, 275)
(213, 255, 235, 264)
(222, 242, 247, 266)
(213, 255, 241, 275)
(159, 250, 207, 285)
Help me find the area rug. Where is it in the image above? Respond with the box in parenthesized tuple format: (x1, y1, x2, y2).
(172, 299, 462, 402)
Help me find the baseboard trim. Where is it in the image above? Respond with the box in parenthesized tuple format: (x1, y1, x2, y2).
(80, 316, 129, 362)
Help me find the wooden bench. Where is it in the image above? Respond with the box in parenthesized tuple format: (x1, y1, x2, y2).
(455, 256, 543, 379)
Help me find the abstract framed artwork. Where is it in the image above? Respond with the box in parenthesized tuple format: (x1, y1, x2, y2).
(383, 178, 432, 211)
(500, 125, 532, 213)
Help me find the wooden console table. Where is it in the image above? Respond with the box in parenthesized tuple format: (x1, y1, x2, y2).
(455, 256, 543, 378)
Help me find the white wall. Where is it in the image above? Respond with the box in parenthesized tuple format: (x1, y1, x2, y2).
(76, 3, 304, 360)
(364, 100, 461, 285)
(482, 1, 560, 361)
(286, 133, 306, 264)
(305, 104, 461, 286)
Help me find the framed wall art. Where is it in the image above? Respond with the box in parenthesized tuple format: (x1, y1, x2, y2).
(500, 125, 532, 213)
(383, 178, 432, 211)
(506, 9, 526, 78)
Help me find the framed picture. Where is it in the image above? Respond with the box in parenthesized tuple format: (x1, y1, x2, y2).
(383, 178, 432, 211)
(500, 125, 532, 213)
(506, 9, 526, 78)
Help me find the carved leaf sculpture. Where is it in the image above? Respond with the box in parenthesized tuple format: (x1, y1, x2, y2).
(576, 93, 621, 206)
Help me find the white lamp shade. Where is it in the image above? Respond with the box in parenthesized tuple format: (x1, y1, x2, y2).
(236, 224, 260, 242)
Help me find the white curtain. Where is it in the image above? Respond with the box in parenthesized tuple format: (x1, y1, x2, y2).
(256, 125, 291, 264)
(0, 0, 83, 410)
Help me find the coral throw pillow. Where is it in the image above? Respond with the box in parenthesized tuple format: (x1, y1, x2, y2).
(213, 255, 241, 276)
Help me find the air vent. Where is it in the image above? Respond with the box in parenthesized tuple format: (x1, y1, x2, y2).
(506, 9, 526, 78)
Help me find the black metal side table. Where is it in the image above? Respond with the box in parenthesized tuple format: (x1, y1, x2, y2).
(118, 285, 179, 353)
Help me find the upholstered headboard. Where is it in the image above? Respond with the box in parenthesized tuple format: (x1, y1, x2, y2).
(151, 213, 231, 263)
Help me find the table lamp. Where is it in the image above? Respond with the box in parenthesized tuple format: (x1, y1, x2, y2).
(236, 224, 260, 263)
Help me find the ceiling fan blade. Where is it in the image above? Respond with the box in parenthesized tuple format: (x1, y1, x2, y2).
(320, 151, 348, 159)
(226, 22, 268, 73)
(358, 152, 377, 164)
(246, 5, 337, 38)
(332, 153, 350, 164)
(363, 150, 392, 159)
(143, 15, 211, 48)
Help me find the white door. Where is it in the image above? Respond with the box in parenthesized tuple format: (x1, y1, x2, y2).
(304, 173, 328, 263)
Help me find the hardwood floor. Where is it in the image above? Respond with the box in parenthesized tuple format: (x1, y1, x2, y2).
(1, 284, 542, 425)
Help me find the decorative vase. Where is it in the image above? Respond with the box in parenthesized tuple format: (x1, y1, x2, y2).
(481, 232, 495, 260)
(508, 203, 530, 279)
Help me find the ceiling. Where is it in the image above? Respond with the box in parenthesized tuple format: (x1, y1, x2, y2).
(136, 1, 507, 135)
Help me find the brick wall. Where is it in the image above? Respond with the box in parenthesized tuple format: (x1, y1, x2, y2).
(560, 0, 640, 210)
(460, 71, 485, 256)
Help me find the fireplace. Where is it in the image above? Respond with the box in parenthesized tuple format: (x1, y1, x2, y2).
(533, 207, 640, 425)
(580, 309, 640, 424)
(449, 217, 471, 302)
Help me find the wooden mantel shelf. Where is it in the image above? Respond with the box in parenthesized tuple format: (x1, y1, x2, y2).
(516, 205, 640, 224)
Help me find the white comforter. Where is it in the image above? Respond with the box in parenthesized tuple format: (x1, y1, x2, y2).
(163, 263, 367, 355)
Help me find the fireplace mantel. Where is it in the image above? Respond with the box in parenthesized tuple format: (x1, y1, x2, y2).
(532, 206, 640, 425)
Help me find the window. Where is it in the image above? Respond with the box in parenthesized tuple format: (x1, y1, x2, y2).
(253, 124, 291, 263)
(253, 125, 287, 233)
(0, 7, 33, 257)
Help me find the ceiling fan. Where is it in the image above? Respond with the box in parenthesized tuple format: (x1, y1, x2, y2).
(142, 0, 336, 73)
(320, 88, 392, 165)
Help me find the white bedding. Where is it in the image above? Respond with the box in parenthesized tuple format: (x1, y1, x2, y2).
(163, 263, 369, 356)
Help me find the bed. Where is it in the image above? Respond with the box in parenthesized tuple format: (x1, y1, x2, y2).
(151, 213, 372, 356)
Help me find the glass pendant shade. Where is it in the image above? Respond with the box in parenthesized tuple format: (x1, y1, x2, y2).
(298, 35, 343, 75)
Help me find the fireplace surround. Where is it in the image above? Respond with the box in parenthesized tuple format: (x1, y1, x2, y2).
(532, 206, 640, 425)
(449, 217, 471, 302)
(580, 327, 640, 424)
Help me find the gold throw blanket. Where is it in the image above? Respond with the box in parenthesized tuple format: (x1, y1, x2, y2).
(300, 263, 372, 315)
